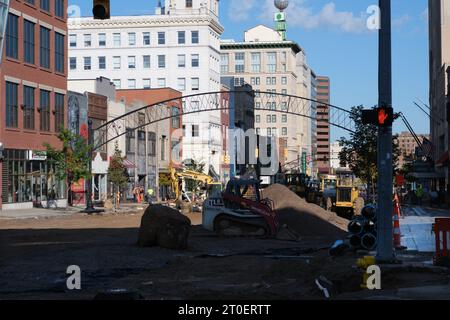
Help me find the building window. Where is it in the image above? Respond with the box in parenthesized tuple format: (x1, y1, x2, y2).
(69, 34, 76, 47)
(143, 79, 151, 89)
(143, 55, 150, 69)
(158, 32, 165, 45)
(69, 57, 76, 70)
(84, 57, 91, 70)
(191, 30, 199, 44)
(128, 32, 136, 45)
(113, 56, 121, 69)
(282, 127, 288, 136)
(186, 0, 193, 8)
(147, 132, 156, 156)
(157, 78, 166, 88)
(128, 56, 136, 69)
(281, 102, 287, 111)
(128, 79, 136, 89)
(126, 129, 135, 154)
(40, 0, 50, 11)
(39, 90, 50, 132)
(113, 79, 121, 89)
(39, 27, 50, 68)
(272, 115, 276, 123)
(172, 107, 180, 129)
(255, 115, 260, 123)
(143, 32, 150, 45)
(266, 115, 271, 123)
(84, 34, 91, 47)
(177, 78, 186, 91)
(98, 56, 106, 69)
(178, 54, 186, 67)
(235, 52, 245, 73)
(220, 54, 229, 73)
(113, 33, 121, 46)
(191, 54, 199, 67)
(256, 128, 260, 135)
(282, 77, 287, 85)
(282, 89, 287, 95)
(251, 52, 261, 72)
(23, 86, 35, 130)
(98, 33, 106, 46)
(191, 78, 199, 91)
(24, 20, 35, 64)
(272, 127, 277, 136)
(55, 0, 65, 18)
(192, 125, 199, 137)
(282, 114, 287, 123)
(178, 31, 185, 44)
(55, 93, 65, 132)
(158, 55, 165, 68)
(267, 128, 271, 136)
(55, 33, 65, 73)
(267, 52, 277, 73)
(5, 82, 18, 128)
(5, 13, 19, 59)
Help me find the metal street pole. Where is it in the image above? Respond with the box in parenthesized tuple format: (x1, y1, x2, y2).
(376, 0, 394, 262)
(83, 119, 103, 214)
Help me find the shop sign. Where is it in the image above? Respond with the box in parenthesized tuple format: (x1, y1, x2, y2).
(27, 150, 47, 161)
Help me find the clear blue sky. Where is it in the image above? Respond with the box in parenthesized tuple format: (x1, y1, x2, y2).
(69, 0, 430, 141)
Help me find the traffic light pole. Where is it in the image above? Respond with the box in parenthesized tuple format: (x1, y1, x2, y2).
(376, 0, 394, 262)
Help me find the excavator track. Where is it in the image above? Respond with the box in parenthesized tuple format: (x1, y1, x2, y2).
(213, 214, 270, 238)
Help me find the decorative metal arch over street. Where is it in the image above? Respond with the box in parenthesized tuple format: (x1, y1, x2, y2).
(93, 91, 356, 151)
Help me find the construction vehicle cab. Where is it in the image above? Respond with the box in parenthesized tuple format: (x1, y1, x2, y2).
(285, 173, 309, 198)
(334, 168, 364, 217)
(202, 179, 279, 238)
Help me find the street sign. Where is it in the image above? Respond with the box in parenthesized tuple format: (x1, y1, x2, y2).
(274, 12, 286, 22)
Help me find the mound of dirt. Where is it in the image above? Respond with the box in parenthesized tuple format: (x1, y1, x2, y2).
(261, 184, 348, 239)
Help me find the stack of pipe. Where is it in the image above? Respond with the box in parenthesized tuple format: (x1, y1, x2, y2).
(347, 205, 377, 251)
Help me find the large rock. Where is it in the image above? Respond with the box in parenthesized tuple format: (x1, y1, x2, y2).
(137, 204, 191, 250)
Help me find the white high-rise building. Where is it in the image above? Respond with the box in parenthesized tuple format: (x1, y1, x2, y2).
(67, 0, 224, 172)
(220, 25, 313, 169)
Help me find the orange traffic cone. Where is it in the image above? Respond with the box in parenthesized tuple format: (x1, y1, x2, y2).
(393, 200, 404, 249)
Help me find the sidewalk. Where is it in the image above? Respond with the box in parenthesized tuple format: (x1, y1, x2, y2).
(0, 207, 79, 220)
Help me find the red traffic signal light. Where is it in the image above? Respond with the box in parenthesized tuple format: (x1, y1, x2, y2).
(93, 0, 110, 20)
(361, 107, 394, 127)
(377, 106, 393, 127)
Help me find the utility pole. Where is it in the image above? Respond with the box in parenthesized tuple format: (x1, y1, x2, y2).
(376, 0, 394, 262)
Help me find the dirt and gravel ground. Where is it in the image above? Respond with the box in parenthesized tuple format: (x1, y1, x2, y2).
(1, 211, 449, 300)
(1, 187, 449, 300)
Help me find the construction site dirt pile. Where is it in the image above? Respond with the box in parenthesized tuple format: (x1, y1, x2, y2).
(262, 184, 349, 239)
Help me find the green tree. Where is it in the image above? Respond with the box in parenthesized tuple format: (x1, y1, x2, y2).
(183, 159, 206, 193)
(108, 142, 128, 209)
(44, 129, 91, 207)
(338, 106, 400, 201)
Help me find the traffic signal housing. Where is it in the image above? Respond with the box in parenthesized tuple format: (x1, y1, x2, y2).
(376, 106, 393, 127)
(93, 0, 110, 20)
(361, 106, 394, 127)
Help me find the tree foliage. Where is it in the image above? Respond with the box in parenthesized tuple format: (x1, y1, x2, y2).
(108, 142, 128, 192)
(44, 129, 92, 206)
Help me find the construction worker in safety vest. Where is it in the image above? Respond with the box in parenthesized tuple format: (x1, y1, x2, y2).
(146, 187, 155, 204)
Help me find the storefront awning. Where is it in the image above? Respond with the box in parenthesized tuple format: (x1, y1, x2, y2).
(123, 159, 136, 169)
(436, 150, 450, 167)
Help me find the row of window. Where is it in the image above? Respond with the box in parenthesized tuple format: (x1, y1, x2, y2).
(112, 77, 200, 91)
(25, 0, 65, 19)
(250, 76, 288, 86)
(70, 30, 200, 48)
(255, 127, 288, 137)
(255, 114, 288, 124)
(5, 13, 65, 73)
(5, 81, 65, 132)
(70, 54, 200, 71)
(221, 52, 287, 74)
